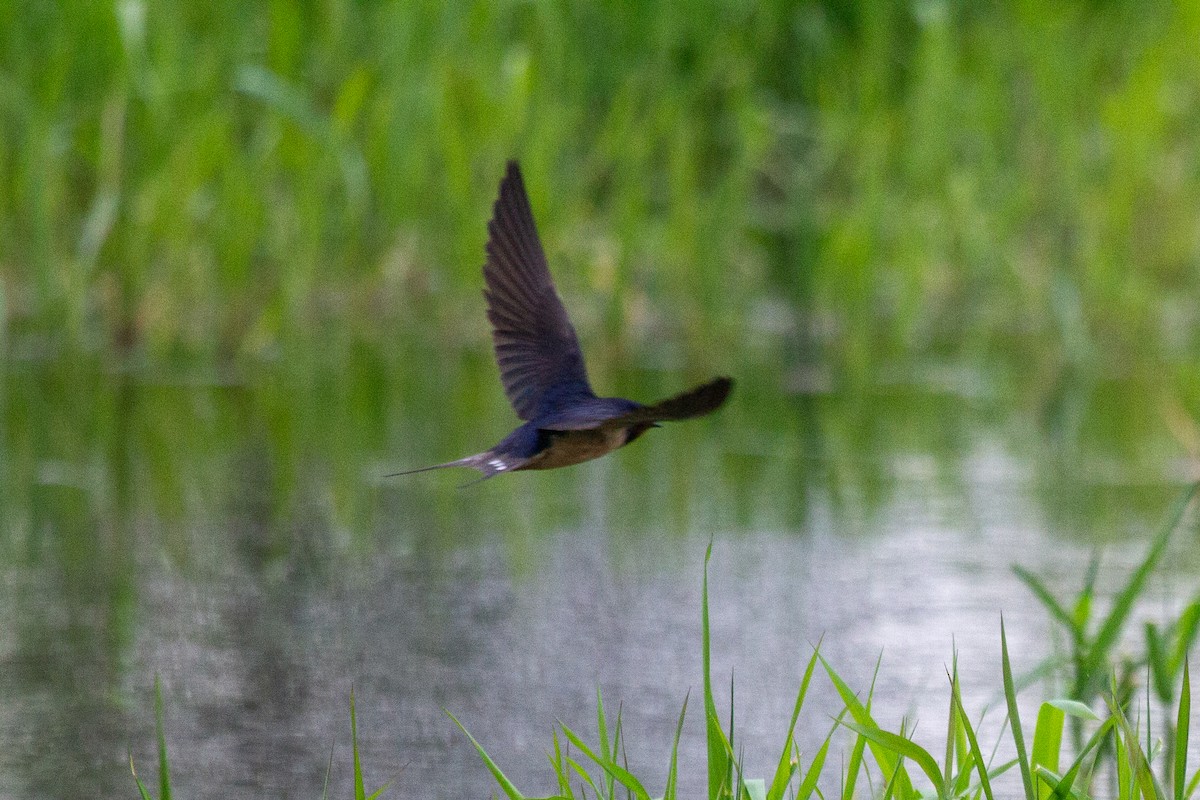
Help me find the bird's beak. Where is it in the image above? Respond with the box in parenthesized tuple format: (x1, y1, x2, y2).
(651, 422, 662, 428)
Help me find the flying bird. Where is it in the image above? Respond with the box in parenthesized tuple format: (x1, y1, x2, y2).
(393, 161, 732, 482)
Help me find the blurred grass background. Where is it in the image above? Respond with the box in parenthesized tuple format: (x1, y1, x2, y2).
(6, 0, 1200, 370)
(3, 0, 1200, 550)
(6, 7, 1200, 796)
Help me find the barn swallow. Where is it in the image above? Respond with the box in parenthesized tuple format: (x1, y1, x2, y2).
(392, 161, 732, 483)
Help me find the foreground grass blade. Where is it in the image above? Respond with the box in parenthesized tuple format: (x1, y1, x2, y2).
(564, 754, 603, 799)
(155, 677, 172, 800)
(1001, 619, 1037, 800)
(1084, 483, 1199, 688)
(944, 654, 961, 793)
(662, 694, 690, 800)
(840, 714, 950, 796)
(1108, 695, 1165, 800)
(130, 755, 155, 800)
(1012, 567, 1079, 639)
(595, 688, 619, 800)
(350, 690, 391, 800)
(821, 655, 913, 798)
(447, 710, 531, 800)
(129, 677, 173, 800)
(547, 731, 580, 799)
(793, 714, 840, 800)
(558, 721, 651, 800)
(702, 542, 733, 800)
(840, 718, 944, 793)
(951, 673, 995, 800)
(1176, 658, 1191, 800)
(321, 742, 335, 800)
(766, 643, 823, 800)
(1039, 716, 1116, 799)
(1031, 703, 1065, 800)
(352, 688, 366, 800)
(742, 778, 766, 800)
(842, 729, 868, 800)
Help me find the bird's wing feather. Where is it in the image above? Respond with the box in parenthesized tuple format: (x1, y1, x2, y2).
(484, 161, 592, 421)
(595, 377, 733, 430)
(536, 377, 734, 431)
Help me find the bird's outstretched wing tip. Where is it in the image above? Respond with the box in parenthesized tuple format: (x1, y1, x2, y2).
(695, 376, 734, 408)
(501, 159, 524, 190)
(704, 375, 734, 410)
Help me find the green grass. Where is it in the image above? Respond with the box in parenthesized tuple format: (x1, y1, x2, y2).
(438, 485, 1200, 799)
(5, 2, 1200, 573)
(131, 483, 1200, 798)
(131, 682, 390, 800)
(5, 0, 1200, 386)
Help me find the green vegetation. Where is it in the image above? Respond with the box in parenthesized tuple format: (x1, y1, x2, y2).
(5, 1, 1200, 378)
(451, 490, 1200, 800)
(131, 682, 389, 800)
(6, 5, 1200, 793)
(134, 486, 1200, 798)
(4, 1, 1199, 558)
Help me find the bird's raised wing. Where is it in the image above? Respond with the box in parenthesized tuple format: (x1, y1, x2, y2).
(483, 161, 592, 421)
(596, 377, 734, 430)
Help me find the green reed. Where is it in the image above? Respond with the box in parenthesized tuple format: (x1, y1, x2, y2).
(131, 683, 388, 800)
(449, 486, 1200, 799)
(6, 1, 1200, 571)
(5, 0, 1200, 387)
(131, 506, 1200, 799)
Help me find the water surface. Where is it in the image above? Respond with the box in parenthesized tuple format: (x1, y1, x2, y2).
(1, 352, 1197, 798)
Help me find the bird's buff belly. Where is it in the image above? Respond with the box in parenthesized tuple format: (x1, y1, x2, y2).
(521, 427, 627, 470)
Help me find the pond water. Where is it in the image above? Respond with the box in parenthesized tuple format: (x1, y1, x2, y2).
(1, 351, 1198, 798)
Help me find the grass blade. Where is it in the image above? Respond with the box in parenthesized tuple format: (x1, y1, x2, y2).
(321, 741, 335, 800)
(952, 674, 995, 800)
(1031, 703, 1065, 800)
(840, 719, 943, 792)
(702, 542, 732, 800)
(1176, 658, 1191, 800)
(1084, 484, 1198, 685)
(1002, 618, 1037, 800)
(352, 688, 366, 800)
(662, 693, 690, 800)
(1186, 767, 1200, 800)
(446, 710, 529, 800)
(1012, 566, 1079, 636)
(559, 721, 651, 800)
(1041, 716, 1116, 799)
(766, 643, 823, 800)
(821, 654, 914, 798)
(945, 657, 959, 793)
(547, 731, 569, 798)
(1045, 700, 1100, 721)
(565, 756, 603, 798)
(597, 688, 617, 800)
(1109, 696, 1165, 800)
(742, 778, 767, 800)
(129, 753, 155, 800)
(842, 729, 868, 800)
(154, 676, 172, 800)
(793, 713, 841, 800)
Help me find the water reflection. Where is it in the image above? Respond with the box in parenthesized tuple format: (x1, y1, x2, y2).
(0, 349, 1197, 797)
